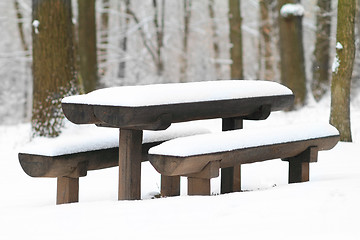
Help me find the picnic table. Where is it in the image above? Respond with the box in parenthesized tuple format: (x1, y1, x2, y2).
(62, 80, 294, 200)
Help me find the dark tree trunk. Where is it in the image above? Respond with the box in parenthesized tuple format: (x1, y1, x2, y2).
(228, 0, 243, 79)
(278, 0, 307, 108)
(32, 0, 79, 137)
(312, 0, 332, 101)
(259, 0, 275, 81)
(179, 0, 191, 83)
(330, 0, 356, 142)
(77, 0, 98, 93)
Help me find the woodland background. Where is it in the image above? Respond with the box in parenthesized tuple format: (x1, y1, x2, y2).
(0, 0, 359, 127)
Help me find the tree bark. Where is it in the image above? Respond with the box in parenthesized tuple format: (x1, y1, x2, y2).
(99, 0, 110, 77)
(118, 0, 130, 79)
(32, 0, 78, 137)
(208, 0, 221, 79)
(77, 0, 98, 93)
(259, 0, 275, 81)
(311, 0, 332, 101)
(330, 0, 356, 142)
(179, 0, 191, 83)
(228, 0, 243, 80)
(278, 0, 307, 108)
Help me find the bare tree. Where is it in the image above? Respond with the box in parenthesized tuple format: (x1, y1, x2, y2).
(99, 0, 110, 77)
(312, 0, 332, 101)
(208, 0, 221, 79)
(118, 0, 130, 79)
(258, 0, 275, 81)
(179, 0, 191, 83)
(228, 0, 243, 80)
(32, 0, 79, 137)
(330, 0, 356, 142)
(127, 0, 166, 77)
(278, 0, 307, 108)
(77, 0, 98, 93)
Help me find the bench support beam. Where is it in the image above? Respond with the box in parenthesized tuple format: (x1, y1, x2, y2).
(56, 176, 79, 205)
(118, 129, 143, 200)
(221, 118, 243, 194)
(187, 161, 220, 196)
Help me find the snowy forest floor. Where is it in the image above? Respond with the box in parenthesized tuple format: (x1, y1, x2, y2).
(1, 94, 360, 240)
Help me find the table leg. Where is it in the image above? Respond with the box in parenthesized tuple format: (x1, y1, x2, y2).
(118, 129, 143, 200)
(221, 118, 243, 194)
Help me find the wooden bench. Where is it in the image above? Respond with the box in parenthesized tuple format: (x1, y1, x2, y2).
(18, 124, 211, 204)
(148, 123, 340, 195)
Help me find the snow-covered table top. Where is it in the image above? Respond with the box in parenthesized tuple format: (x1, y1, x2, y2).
(62, 80, 293, 107)
(61, 80, 294, 130)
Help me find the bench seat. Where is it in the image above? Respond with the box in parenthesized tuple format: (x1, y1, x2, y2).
(148, 123, 340, 195)
(18, 123, 211, 204)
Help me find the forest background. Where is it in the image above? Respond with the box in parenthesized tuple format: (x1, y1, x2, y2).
(0, 0, 359, 132)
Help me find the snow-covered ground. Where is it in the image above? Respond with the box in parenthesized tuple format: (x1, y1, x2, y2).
(1, 95, 360, 240)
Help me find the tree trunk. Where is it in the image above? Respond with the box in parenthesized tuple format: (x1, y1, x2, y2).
(32, 0, 78, 137)
(208, 0, 221, 79)
(259, 0, 275, 81)
(228, 0, 243, 80)
(118, 0, 130, 79)
(179, 0, 191, 83)
(99, 0, 109, 77)
(330, 0, 356, 142)
(278, 0, 307, 108)
(77, 0, 98, 93)
(311, 0, 332, 101)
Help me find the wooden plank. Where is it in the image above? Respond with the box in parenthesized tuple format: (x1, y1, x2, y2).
(56, 176, 79, 204)
(188, 178, 211, 196)
(87, 95, 294, 129)
(288, 161, 309, 183)
(161, 175, 180, 197)
(221, 117, 243, 194)
(118, 129, 143, 200)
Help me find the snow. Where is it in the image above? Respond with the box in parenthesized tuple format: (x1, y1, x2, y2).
(149, 123, 339, 157)
(332, 55, 340, 73)
(1, 95, 360, 239)
(62, 80, 293, 107)
(20, 122, 212, 157)
(280, 4, 305, 18)
(336, 42, 343, 50)
(32, 20, 39, 34)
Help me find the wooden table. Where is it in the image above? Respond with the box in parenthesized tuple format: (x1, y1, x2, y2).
(62, 80, 294, 200)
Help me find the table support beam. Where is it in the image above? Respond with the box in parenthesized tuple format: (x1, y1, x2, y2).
(221, 118, 243, 194)
(118, 129, 143, 200)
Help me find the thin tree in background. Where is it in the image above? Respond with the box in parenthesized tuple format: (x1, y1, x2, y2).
(330, 0, 356, 142)
(258, 0, 275, 81)
(14, 0, 31, 121)
(127, 0, 166, 77)
(77, 0, 98, 93)
(32, 0, 78, 137)
(179, 0, 191, 83)
(278, 0, 307, 107)
(228, 0, 243, 80)
(99, 0, 110, 77)
(208, 0, 221, 79)
(312, 0, 332, 101)
(118, 0, 130, 79)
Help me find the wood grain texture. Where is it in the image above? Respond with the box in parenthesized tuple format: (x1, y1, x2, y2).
(56, 176, 79, 204)
(118, 129, 143, 200)
(161, 175, 180, 197)
(62, 95, 294, 130)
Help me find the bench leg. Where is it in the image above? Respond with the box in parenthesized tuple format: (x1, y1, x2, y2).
(188, 178, 210, 196)
(221, 118, 243, 194)
(118, 129, 143, 200)
(161, 175, 180, 197)
(283, 147, 318, 184)
(56, 176, 79, 205)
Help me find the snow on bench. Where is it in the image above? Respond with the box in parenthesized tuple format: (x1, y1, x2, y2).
(149, 123, 340, 196)
(18, 122, 211, 204)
